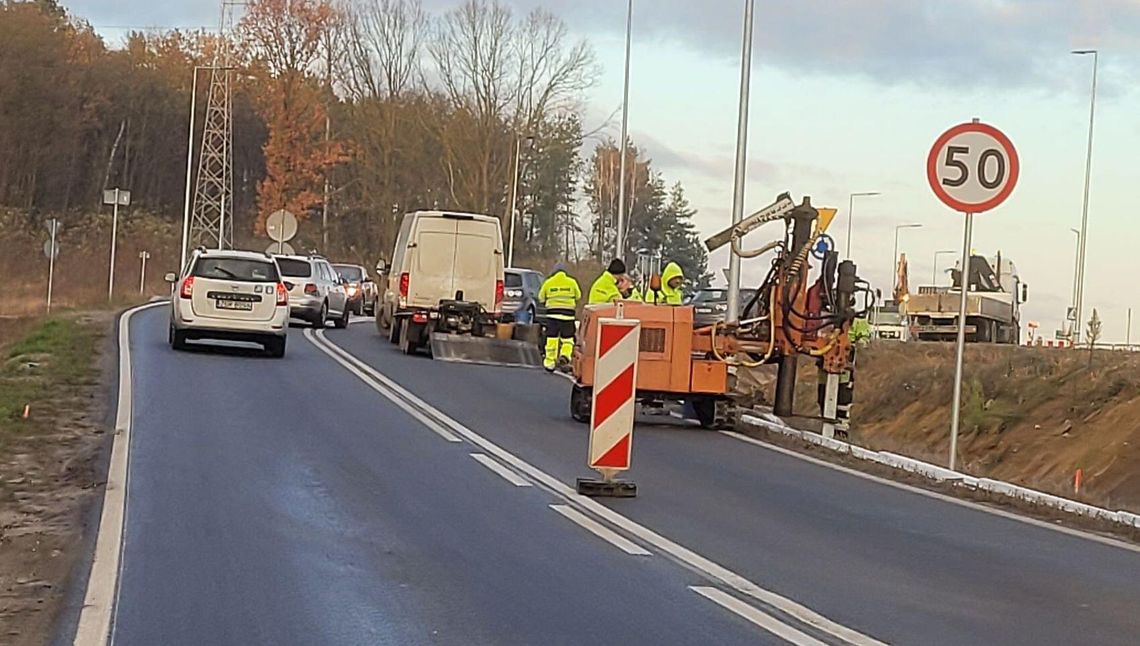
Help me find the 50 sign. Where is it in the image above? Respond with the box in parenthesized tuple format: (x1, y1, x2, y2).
(927, 121, 1019, 214)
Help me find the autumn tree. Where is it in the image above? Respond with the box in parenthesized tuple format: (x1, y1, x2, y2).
(240, 0, 344, 235)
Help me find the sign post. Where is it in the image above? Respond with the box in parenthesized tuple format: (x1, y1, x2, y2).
(577, 305, 640, 497)
(44, 218, 60, 314)
(103, 189, 131, 302)
(927, 119, 1019, 470)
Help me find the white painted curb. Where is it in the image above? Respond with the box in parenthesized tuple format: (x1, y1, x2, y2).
(739, 413, 1138, 530)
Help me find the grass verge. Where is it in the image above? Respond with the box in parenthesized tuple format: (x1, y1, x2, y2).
(1, 318, 99, 437)
(0, 313, 109, 646)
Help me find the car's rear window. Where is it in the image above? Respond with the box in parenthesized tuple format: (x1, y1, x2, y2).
(334, 265, 363, 281)
(277, 258, 312, 278)
(504, 273, 523, 288)
(692, 289, 728, 303)
(192, 258, 279, 282)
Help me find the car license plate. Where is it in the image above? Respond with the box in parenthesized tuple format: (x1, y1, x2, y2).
(216, 299, 253, 311)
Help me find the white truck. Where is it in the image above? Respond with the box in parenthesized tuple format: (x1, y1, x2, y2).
(907, 253, 1027, 344)
(375, 210, 540, 367)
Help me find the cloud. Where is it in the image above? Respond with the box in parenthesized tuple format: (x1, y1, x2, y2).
(423, 0, 1140, 91)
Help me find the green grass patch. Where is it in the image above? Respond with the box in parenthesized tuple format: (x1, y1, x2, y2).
(0, 317, 100, 434)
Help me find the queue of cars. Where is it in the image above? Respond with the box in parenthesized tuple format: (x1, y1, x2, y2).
(167, 248, 386, 358)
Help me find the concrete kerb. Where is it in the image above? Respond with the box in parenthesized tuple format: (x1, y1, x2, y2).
(738, 414, 1135, 530)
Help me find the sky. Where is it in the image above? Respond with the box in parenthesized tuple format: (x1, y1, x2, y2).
(69, 0, 1140, 342)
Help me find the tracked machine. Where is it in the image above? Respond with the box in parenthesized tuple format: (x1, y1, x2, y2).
(571, 193, 873, 437)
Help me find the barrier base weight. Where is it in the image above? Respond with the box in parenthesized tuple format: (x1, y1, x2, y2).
(576, 477, 637, 498)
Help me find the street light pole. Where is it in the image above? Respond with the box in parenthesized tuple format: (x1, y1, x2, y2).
(892, 223, 923, 296)
(507, 136, 522, 268)
(1073, 49, 1098, 346)
(932, 250, 957, 284)
(507, 134, 533, 269)
(615, 0, 634, 261)
(725, 0, 755, 324)
(1069, 227, 1080, 338)
(180, 67, 202, 272)
(846, 191, 881, 258)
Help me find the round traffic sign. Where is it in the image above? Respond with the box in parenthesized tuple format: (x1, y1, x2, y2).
(43, 239, 60, 259)
(266, 241, 296, 256)
(811, 234, 835, 260)
(927, 121, 1018, 214)
(266, 209, 297, 243)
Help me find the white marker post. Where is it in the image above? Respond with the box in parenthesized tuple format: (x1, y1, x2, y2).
(926, 119, 1019, 470)
(138, 251, 151, 295)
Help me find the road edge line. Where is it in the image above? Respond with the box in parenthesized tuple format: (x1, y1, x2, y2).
(690, 586, 828, 646)
(73, 301, 165, 646)
(550, 505, 650, 556)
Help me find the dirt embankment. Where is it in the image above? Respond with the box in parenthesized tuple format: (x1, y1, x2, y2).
(762, 342, 1140, 513)
(0, 313, 111, 645)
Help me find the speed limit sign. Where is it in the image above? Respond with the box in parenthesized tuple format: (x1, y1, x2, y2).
(928, 118, 1018, 474)
(927, 120, 1019, 213)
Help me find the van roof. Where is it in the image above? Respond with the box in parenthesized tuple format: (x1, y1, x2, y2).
(407, 210, 500, 224)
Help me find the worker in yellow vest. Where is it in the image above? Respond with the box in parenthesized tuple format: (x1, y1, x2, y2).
(538, 263, 582, 372)
(643, 262, 685, 305)
(588, 259, 627, 305)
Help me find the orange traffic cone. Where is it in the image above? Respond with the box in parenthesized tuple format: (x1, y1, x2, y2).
(1074, 468, 1083, 495)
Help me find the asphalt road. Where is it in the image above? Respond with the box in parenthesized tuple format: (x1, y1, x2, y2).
(106, 307, 1140, 645)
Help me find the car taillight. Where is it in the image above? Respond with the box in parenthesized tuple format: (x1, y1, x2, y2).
(304, 283, 318, 295)
(276, 282, 288, 306)
(180, 276, 194, 299)
(412, 311, 428, 324)
(495, 279, 504, 306)
(399, 272, 409, 298)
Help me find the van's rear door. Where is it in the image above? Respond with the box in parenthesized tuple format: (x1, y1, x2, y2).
(408, 216, 458, 308)
(452, 217, 502, 310)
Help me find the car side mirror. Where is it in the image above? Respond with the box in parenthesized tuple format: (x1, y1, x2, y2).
(164, 272, 177, 283)
(376, 259, 388, 274)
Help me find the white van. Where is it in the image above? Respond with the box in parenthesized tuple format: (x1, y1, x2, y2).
(376, 211, 505, 353)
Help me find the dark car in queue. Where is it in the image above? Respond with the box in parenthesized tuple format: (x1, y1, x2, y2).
(502, 268, 545, 324)
(688, 287, 759, 327)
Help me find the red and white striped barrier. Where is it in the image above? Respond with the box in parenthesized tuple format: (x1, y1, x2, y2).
(588, 318, 640, 472)
(1024, 339, 1073, 349)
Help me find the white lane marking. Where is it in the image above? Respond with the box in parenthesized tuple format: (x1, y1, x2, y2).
(306, 330, 461, 443)
(308, 332, 886, 646)
(691, 586, 828, 646)
(348, 317, 372, 326)
(471, 453, 532, 487)
(550, 505, 650, 556)
(74, 301, 166, 646)
(720, 430, 1140, 556)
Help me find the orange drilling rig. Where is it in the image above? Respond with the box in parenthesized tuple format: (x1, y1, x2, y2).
(571, 193, 872, 437)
